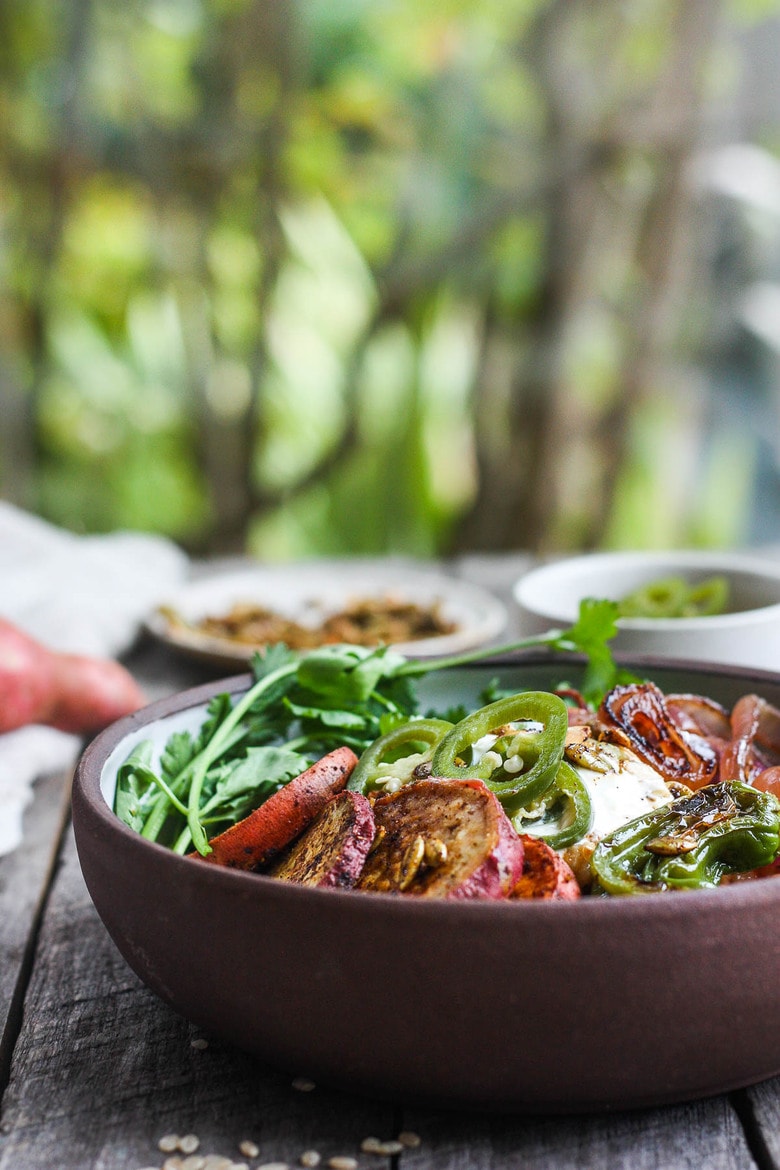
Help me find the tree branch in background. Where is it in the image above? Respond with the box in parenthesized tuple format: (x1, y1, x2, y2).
(184, 2, 300, 553)
(453, 0, 724, 555)
(0, 0, 94, 515)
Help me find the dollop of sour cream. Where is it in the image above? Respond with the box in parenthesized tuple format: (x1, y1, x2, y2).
(564, 737, 673, 840)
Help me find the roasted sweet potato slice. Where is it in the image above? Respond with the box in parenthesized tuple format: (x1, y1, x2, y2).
(267, 791, 375, 889)
(202, 746, 359, 870)
(510, 835, 581, 900)
(357, 778, 524, 899)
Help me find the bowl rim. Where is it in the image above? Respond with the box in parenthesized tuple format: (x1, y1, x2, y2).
(513, 549, 780, 630)
(73, 650, 780, 923)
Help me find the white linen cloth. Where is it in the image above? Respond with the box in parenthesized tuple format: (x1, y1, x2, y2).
(0, 503, 189, 856)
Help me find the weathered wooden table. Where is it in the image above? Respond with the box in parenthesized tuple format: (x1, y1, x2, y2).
(2, 554, 780, 1170)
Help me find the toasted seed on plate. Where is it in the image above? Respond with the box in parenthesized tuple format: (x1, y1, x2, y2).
(163, 1158, 184, 1170)
(360, 1137, 382, 1153)
(398, 1132, 422, 1148)
(190, 1037, 209, 1050)
(179, 1135, 200, 1154)
(327, 1159, 358, 1170)
(160, 1135, 181, 1152)
(257, 1163, 289, 1170)
(239, 1141, 260, 1158)
(182, 1157, 205, 1170)
(300, 1154, 321, 1168)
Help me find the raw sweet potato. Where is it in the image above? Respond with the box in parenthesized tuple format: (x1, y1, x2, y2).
(357, 778, 524, 899)
(203, 745, 359, 869)
(510, 835, 581, 901)
(267, 790, 376, 888)
(0, 618, 145, 735)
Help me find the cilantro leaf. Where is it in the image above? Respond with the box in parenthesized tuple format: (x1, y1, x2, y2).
(283, 697, 369, 730)
(546, 597, 641, 706)
(296, 644, 407, 704)
(114, 741, 157, 832)
(200, 746, 308, 827)
(251, 643, 297, 679)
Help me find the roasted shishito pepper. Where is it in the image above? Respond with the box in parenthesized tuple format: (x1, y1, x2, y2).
(591, 782, 780, 895)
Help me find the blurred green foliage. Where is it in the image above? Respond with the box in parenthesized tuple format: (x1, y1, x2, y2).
(1, 0, 780, 558)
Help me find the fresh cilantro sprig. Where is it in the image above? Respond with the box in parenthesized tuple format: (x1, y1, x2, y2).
(398, 596, 636, 707)
(115, 597, 630, 854)
(117, 642, 421, 853)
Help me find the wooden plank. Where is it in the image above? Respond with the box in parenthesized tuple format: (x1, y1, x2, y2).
(0, 826, 397, 1170)
(400, 1096, 761, 1170)
(739, 1080, 780, 1168)
(449, 552, 528, 648)
(0, 769, 71, 1090)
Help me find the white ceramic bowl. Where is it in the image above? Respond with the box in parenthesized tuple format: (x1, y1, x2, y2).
(513, 550, 780, 672)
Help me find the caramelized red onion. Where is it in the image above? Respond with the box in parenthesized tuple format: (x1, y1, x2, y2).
(597, 683, 780, 800)
(664, 694, 732, 742)
(554, 687, 593, 728)
(719, 694, 780, 790)
(598, 682, 718, 789)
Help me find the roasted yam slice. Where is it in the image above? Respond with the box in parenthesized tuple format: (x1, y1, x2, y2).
(510, 835, 581, 901)
(267, 791, 375, 889)
(357, 778, 524, 899)
(202, 746, 359, 870)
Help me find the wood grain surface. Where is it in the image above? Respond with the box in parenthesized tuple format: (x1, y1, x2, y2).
(0, 769, 70, 1091)
(0, 827, 396, 1170)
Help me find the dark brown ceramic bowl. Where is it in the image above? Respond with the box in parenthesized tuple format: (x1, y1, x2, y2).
(72, 653, 780, 1114)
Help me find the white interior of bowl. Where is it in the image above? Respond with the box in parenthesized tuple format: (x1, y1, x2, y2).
(100, 703, 212, 808)
(514, 551, 780, 629)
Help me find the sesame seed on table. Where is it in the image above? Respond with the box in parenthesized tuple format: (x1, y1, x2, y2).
(0, 554, 779, 1170)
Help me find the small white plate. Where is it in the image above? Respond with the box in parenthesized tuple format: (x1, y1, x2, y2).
(145, 562, 508, 666)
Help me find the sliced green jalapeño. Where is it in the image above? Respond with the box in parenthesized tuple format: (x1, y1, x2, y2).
(431, 691, 569, 813)
(517, 760, 594, 851)
(347, 717, 454, 793)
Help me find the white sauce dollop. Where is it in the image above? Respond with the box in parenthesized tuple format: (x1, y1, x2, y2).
(566, 739, 673, 840)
